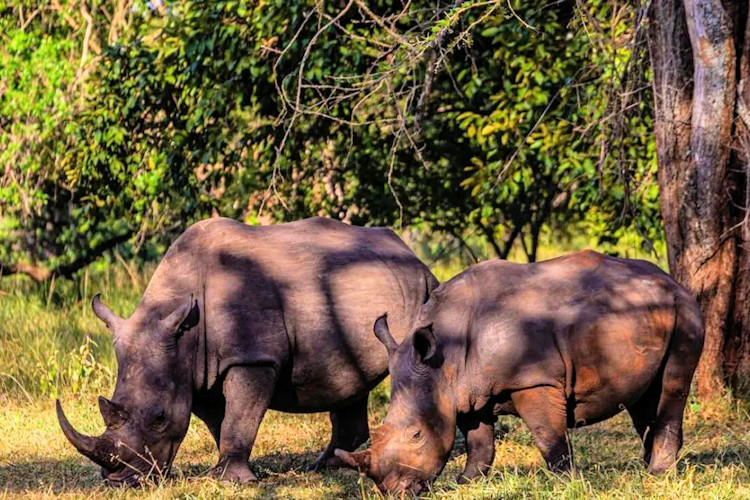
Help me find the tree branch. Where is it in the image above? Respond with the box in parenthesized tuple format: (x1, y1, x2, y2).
(0, 231, 133, 282)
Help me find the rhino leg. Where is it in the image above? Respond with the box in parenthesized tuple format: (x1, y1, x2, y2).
(647, 386, 688, 474)
(511, 386, 572, 472)
(210, 365, 277, 483)
(626, 379, 661, 467)
(193, 396, 225, 451)
(630, 306, 701, 475)
(647, 349, 698, 473)
(307, 395, 369, 472)
(456, 411, 496, 483)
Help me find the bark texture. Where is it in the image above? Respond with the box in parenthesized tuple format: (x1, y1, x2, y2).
(648, 0, 750, 397)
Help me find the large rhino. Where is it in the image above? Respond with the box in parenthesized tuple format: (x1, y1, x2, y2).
(57, 217, 437, 486)
(336, 251, 704, 495)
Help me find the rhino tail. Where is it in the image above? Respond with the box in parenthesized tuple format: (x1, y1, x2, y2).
(668, 290, 705, 375)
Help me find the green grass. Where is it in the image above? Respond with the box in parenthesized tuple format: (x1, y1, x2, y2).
(3, 245, 746, 499)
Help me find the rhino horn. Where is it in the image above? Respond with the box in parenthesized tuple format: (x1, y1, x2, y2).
(98, 396, 129, 429)
(374, 314, 398, 356)
(334, 448, 371, 472)
(56, 400, 117, 469)
(92, 293, 123, 331)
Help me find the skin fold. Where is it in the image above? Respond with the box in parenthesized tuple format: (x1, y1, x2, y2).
(57, 217, 438, 486)
(336, 250, 704, 495)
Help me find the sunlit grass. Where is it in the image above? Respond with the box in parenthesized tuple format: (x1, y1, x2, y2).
(1, 396, 749, 499)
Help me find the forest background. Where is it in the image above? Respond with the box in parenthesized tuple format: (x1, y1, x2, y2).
(2, 1, 750, 498)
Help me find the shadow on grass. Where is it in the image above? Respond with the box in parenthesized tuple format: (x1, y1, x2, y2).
(177, 450, 365, 499)
(6, 443, 747, 497)
(681, 447, 750, 469)
(177, 450, 321, 479)
(0, 458, 104, 493)
(0, 451, 362, 498)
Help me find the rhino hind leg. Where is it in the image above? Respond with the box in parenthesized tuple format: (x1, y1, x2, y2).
(628, 364, 691, 475)
(631, 302, 702, 475)
(456, 410, 497, 483)
(307, 395, 369, 472)
(511, 386, 572, 472)
(646, 387, 688, 474)
(210, 365, 278, 483)
(648, 351, 700, 472)
(626, 377, 662, 467)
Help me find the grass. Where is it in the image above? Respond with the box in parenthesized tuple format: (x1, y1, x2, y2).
(2, 395, 750, 499)
(2, 240, 746, 499)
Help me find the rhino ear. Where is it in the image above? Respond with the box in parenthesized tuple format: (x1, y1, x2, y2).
(374, 314, 398, 356)
(413, 325, 438, 365)
(162, 298, 199, 348)
(162, 297, 199, 332)
(335, 448, 371, 472)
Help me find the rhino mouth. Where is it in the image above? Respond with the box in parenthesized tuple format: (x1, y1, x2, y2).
(378, 474, 431, 496)
(102, 467, 143, 488)
(101, 442, 177, 488)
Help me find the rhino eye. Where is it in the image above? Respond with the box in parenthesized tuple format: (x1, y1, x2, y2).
(149, 409, 167, 430)
(412, 430, 421, 440)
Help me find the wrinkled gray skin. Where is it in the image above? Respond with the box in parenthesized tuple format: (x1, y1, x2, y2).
(337, 251, 704, 495)
(57, 217, 437, 487)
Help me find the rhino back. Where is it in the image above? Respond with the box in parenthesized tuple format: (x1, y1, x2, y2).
(146, 217, 435, 412)
(430, 251, 682, 420)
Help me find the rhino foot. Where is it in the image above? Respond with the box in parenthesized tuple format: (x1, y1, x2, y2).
(210, 459, 258, 483)
(306, 452, 344, 472)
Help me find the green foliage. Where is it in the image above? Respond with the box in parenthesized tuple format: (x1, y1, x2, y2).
(36, 335, 113, 398)
(0, 2, 78, 266)
(405, 1, 660, 260)
(1, 0, 663, 275)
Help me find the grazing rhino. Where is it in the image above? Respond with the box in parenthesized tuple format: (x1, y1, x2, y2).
(57, 217, 437, 486)
(336, 251, 704, 495)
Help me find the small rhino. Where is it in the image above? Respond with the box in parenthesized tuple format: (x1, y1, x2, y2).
(57, 217, 437, 486)
(336, 251, 703, 495)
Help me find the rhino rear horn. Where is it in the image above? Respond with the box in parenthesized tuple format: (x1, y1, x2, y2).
(56, 400, 117, 470)
(92, 294, 123, 331)
(98, 396, 129, 429)
(374, 315, 398, 356)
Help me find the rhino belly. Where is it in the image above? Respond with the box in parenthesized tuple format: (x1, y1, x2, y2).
(567, 319, 670, 427)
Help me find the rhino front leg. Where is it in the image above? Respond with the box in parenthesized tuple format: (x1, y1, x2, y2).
(307, 395, 369, 471)
(457, 411, 496, 483)
(211, 365, 277, 483)
(511, 386, 572, 472)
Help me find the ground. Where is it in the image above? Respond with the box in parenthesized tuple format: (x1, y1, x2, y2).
(1, 394, 749, 499)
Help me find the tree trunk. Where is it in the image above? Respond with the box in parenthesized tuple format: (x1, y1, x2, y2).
(724, 2, 750, 387)
(648, 0, 749, 398)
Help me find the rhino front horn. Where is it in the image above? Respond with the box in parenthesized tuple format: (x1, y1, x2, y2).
(56, 400, 116, 469)
(374, 315, 398, 356)
(334, 448, 371, 472)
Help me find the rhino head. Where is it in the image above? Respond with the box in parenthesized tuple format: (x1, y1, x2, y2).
(57, 293, 199, 486)
(335, 315, 458, 495)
